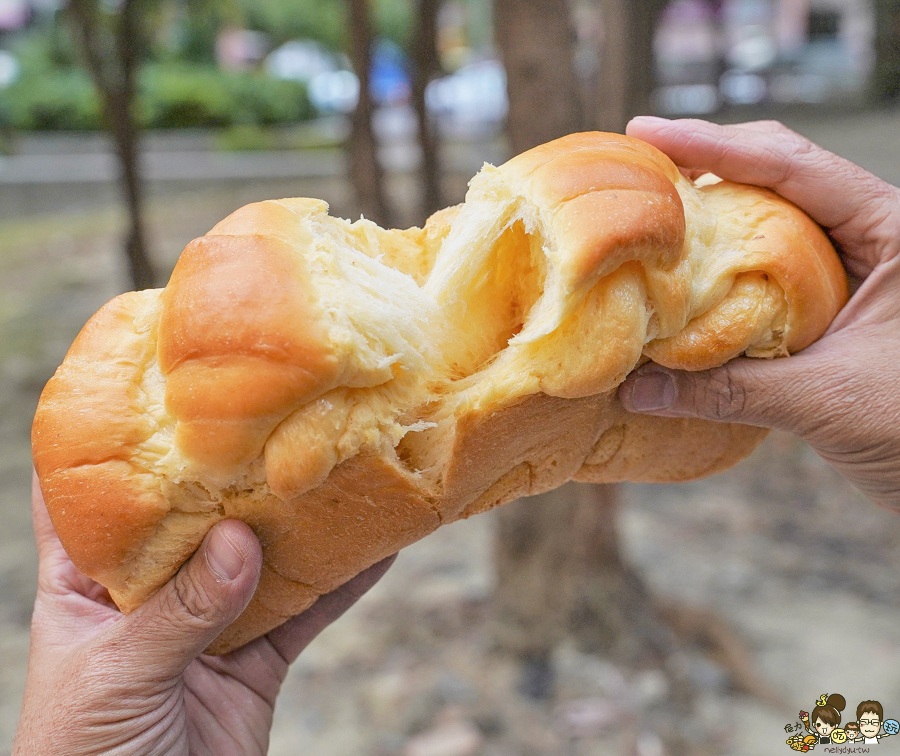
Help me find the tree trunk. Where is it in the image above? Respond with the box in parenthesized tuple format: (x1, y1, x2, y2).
(564, 484, 671, 662)
(493, 0, 637, 701)
(411, 0, 442, 223)
(872, 0, 900, 103)
(67, 0, 156, 290)
(492, 6, 771, 743)
(494, 0, 581, 153)
(110, 91, 155, 291)
(347, 0, 391, 227)
(596, 0, 667, 133)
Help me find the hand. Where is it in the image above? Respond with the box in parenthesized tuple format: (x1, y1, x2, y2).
(619, 117, 900, 510)
(14, 474, 394, 756)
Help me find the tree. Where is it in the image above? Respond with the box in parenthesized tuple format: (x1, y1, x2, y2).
(494, 0, 581, 152)
(492, 0, 602, 700)
(410, 0, 443, 222)
(492, 5, 779, 738)
(492, 483, 674, 699)
(346, 0, 391, 226)
(594, 0, 668, 133)
(872, 0, 900, 103)
(490, 0, 679, 694)
(67, 0, 156, 290)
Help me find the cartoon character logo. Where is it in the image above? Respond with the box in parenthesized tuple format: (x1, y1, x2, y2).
(856, 700, 898, 744)
(787, 697, 898, 748)
(799, 693, 846, 746)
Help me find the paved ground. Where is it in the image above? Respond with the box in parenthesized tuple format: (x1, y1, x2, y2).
(1, 106, 900, 755)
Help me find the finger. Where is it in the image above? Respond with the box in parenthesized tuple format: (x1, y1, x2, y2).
(264, 554, 396, 664)
(626, 117, 900, 262)
(618, 357, 828, 439)
(103, 520, 262, 679)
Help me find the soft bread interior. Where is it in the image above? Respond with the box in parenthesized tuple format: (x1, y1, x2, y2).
(118, 176, 795, 605)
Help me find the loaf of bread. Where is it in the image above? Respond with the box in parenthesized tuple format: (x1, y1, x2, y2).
(32, 133, 847, 653)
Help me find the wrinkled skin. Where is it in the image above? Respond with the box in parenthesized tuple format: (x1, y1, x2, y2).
(620, 117, 900, 511)
(14, 474, 394, 756)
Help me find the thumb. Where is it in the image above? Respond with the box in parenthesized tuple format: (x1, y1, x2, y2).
(619, 356, 824, 437)
(108, 520, 262, 677)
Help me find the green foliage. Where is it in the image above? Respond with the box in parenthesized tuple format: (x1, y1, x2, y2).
(157, 0, 243, 65)
(0, 18, 101, 130)
(4, 69, 102, 130)
(241, 0, 345, 49)
(2, 63, 313, 132)
(140, 64, 233, 127)
(1, 0, 419, 133)
(141, 65, 313, 128)
(9, 16, 80, 73)
(373, 0, 413, 49)
(238, 0, 412, 51)
(226, 72, 315, 125)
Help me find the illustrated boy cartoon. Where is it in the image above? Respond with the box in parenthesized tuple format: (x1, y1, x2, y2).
(857, 701, 894, 745)
(844, 721, 860, 742)
(801, 694, 846, 745)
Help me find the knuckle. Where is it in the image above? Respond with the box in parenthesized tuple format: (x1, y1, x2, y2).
(163, 571, 221, 630)
(775, 135, 817, 185)
(864, 183, 900, 243)
(697, 367, 748, 421)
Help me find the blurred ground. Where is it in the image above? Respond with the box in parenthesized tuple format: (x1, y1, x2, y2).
(2, 107, 900, 755)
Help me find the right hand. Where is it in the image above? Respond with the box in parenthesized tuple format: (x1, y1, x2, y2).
(619, 117, 900, 511)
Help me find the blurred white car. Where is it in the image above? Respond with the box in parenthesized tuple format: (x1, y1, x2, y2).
(266, 40, 338, 83)
(267, 40, 358, 114)
(0, 50, 19, 88)
(426, 60, 507, 133)
(308, 70, 360, 114)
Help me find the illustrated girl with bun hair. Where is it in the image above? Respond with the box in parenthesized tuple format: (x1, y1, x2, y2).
(800, 694, 846, 745)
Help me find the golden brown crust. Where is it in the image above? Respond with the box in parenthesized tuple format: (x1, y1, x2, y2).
(441, 393, 614, 521)
(506, 139, 687, 287)
(32, 132, 849, 653)
(225, 455, 441, 594)
(697, 182, 847, 354)
(32, 291, 171, 591)
(205, 565, 319, 654)
(160, 231, 342, 478)
(575, 413, 770, 484)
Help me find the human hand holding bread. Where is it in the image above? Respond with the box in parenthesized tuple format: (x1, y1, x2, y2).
(620, 117, 900, 510)
(18, 117, 899, 753)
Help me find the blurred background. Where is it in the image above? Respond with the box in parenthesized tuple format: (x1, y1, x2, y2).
(1, 1, 900, 754)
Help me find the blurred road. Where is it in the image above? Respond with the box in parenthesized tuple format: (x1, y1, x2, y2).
(0, 109, 507, 221)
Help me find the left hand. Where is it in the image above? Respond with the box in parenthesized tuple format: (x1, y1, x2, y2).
(14, 473, 394, 756)
(619, 117, 900, 510)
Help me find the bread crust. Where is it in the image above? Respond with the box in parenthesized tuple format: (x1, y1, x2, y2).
(32, 132, 849, 653)
(32, 291, 172, 595)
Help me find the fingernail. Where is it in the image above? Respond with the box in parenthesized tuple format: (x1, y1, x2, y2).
(207, 528, 244, 581)
(630, 370, 676, 411)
